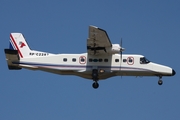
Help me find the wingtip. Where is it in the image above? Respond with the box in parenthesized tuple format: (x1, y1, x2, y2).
(89, 25, 98, 29)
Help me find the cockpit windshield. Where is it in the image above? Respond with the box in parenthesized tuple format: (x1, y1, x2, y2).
(140, 57, 150, 64)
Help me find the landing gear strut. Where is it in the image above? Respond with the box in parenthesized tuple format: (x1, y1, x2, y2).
(92, 69, 99, 89)
(158, 76, 163, 85)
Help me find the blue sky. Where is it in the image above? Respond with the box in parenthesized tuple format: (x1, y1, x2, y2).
(1, 0, 180, 120)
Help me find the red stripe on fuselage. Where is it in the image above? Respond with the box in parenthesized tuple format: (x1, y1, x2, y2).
(10, 34, 23, 58)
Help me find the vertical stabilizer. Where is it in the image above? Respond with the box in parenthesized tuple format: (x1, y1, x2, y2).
(9, 33, 31, 58)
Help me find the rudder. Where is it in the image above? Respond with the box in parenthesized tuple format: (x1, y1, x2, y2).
(9, 33, 31, 58)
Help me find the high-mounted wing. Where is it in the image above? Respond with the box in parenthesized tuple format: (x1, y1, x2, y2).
(87, 26, 112, 55)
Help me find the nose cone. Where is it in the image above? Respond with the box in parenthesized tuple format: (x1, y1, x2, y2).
(172, 69, 176, 76)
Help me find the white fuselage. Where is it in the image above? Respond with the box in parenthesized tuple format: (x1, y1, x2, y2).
(16, 53, 173, 80)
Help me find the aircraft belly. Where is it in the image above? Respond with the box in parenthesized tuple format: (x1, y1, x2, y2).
(37, 67, 116, 80)
(116, 70, 156, 76)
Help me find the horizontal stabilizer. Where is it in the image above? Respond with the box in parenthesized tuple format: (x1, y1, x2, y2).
(4, 49, 22, 70)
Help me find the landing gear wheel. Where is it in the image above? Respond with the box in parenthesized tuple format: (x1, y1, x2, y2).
(158, 80, 163, 85)
(92, 82, 99, 89)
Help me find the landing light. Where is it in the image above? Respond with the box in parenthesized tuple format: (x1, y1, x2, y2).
(99, 69, 105, 73)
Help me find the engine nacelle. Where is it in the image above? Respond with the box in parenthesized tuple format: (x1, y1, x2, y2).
(87, 44, 124, 55)
(106, 44, 122, 54)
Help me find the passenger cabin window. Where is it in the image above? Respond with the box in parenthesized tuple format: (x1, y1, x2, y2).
(115, 59, 119, 62)
(89, 58, 92, 62)
(81, 58, 85, 62)
(72, 58, 76, 62)
(104, 59, 108, 62)
(123, 59, 127, 62)
(63, 58, 67, 62)
(99, 59, 102, 62)
(89, 58, 103, 62)
(128, 58, 133, 63)
(140, 57, 150, 64)
(93, 59, 98, 62)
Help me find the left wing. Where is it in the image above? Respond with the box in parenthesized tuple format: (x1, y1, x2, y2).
(87, 26, 112, 55)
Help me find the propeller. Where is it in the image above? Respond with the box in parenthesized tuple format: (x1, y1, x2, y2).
(120, 38, 123, 60)
(119, 38, 125, 71)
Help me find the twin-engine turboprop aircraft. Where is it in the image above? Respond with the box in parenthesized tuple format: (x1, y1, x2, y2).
(4, 26, 176, 89)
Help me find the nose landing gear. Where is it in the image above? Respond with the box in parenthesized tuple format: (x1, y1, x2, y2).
(158, 80, 163, 85)
(158, 76, 163, 85)
(92, 69, 99, 89)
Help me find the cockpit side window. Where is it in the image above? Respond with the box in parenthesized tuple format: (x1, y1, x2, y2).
(140, 57, 150, 64)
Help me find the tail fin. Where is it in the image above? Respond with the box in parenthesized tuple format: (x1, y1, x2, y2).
(9, 33, 31, 58)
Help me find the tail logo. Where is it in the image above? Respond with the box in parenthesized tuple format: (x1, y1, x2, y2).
(19, 41, 26, 48)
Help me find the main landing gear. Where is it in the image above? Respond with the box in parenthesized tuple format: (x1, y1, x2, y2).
(158, 76, 163, 85)
(92, 81, 99, 89)
(92, 69, 99, 89)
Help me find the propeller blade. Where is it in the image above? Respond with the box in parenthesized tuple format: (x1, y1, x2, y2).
(120, 38, 123, 71)
(120, 38, 122, 48)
